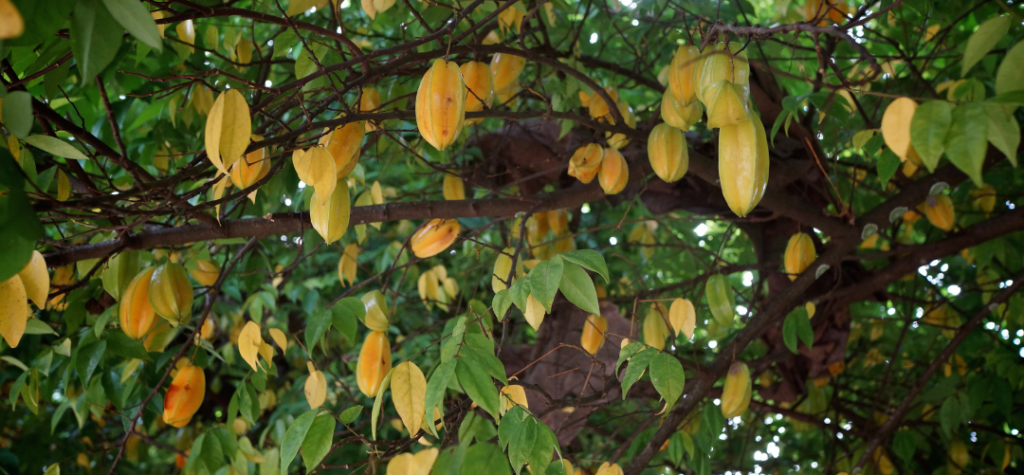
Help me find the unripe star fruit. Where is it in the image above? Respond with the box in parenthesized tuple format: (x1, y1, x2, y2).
(149, 263, 194, 327)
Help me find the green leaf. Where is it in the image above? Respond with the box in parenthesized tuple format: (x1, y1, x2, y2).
(104, 330, 153, 361)
(962, 15, 1010, 76)
(782, 308, 813, 353)
(295, 43, 328, 79)
(910, 101, 952, 172)
(527, 257, 562, 312)
(2, 92, 33, 139)
(616, 340, 644, 373)
(305, 308, 332, 355)
(982, 103, 1020, 166)
(492, 289, 513, 321)
(75, 340, 106, 387)
(101, 0, 163, 51)
(995, 41, 1024, 95)
(22, 135, 89, 160)
(371, 368, 394, 440)
(463, 443, 512, 475)
(508, 413, 536, 474)
(24, 319, 57, 336)
(101, 251, 140, 301)
(649, 353, 686, 410)
(509, 274, 531, 312)
(71, 0, 124, 83)
(528, 424, 556, 475)
(456, 356, 500, 421)
(892, 429, 916, 463)
(557, 262, 600, 315)
(431, 444, 468, 475)
(441, 317, 467, 363)
(280, 410, 317, 474)
(460, 345, 507, 385)
(621, 348, 658, 398)
(939, 396, 960, 436)
(423, 358, 456, 436)
(331, 297, 364, 344)
(339, 406, 362, 424)
(301, 413, 336, 472)
(877, 148, 901, 185)
(945, 103, 989, 187)
(558, 250, 609, 282)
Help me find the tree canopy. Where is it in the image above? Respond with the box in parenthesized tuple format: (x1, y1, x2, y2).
(0, 0, 1023, 474)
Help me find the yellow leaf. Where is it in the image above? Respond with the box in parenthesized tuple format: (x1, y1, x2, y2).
(307, 147, 338, 206)
(543, 3, 556, 25)
(258, 342, 274, 369)
(880, 97, 917, 161)
(0, 0, 25, 40)
(0, 275, 28, 348)
(852, 129, 876, 151)
(595, 462, 624, 475)
(57, 169, 70, 201)
(268, 328, 288, 351)
(43, 463, 59, 475)
(287, 0, 327, 16)
(386, 448, 438, 475)
(291, 148, 311, 183)
(417, 270, 439, 310)
(391, 361, 427, 437)
(211, 175, 231, 224)
(175, 20, 195, 52)
(806, 302, 816, 318)
(304, 361, 327, 409)
(371, 181, 384, 205)
(7, 134, 18, 162)
(339, 244, 359, 286)
(499, 378, 528, 415)
(524, 293, 546, 331)
(669, 298, 696, 339)
(205, 89, 252, 175)
(238, 321, 262, 372)
(17, 250, 49, 308)
(237, 39, 253, 66)
(925, 24, 941, 41)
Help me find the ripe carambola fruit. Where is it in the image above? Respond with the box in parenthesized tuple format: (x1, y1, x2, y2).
(970, 184, 995, 214)
(548, 209, 568, 235)
(461, 61, 494, 125)
(229, 147, 270, 190)
(783, 233, 816, 281)
(669, 45, 700, 103)
(410, 219, 461, 258)
(163, 364, 206, 428)
(924, 194, 955, 232)
(189, 260, 220, 287)
(120, 267, 158, 339)
(720, 361, 751, 418)
(588, 87, 620, 122)
(360, 87, 381, 131)
(568, 144, 604, 184)
(695, 43, 749, 105)
(310, 179, 351, 244)
(442, 173, 465, 200)
(581, 314, 608, 355)
(643, 305, 668, 351)
(492, 247, 514, 292)
(526, 212, 549, 245)
(416, 59, 466, 151)
(320, 121, 364, 178)
(704, 81, 750, 129)
(661, 91, 702, 130)
(718, 113, 769, 217)
(357, 330, 392, 398)
(598, 148, 629, 195)
(706, 275, 735, 327)
(149, 263, 194, 327)
(490, 53, 526, 92)
(648, 123, 689, 183)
